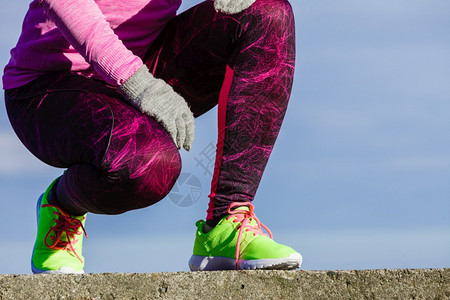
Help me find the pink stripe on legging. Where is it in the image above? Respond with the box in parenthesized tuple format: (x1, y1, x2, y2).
(207, 65, 234, 220)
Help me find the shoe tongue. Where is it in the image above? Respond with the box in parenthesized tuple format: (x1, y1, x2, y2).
(232, 206, 250, 212)
(231, 206, 258, 224)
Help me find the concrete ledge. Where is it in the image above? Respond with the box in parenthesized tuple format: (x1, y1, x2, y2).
(1, 269, 449, 299)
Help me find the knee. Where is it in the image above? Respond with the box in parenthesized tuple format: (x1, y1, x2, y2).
(123, 147, 182, 211)
(137, 149, 182, 205)
(99, 146, 182, 214)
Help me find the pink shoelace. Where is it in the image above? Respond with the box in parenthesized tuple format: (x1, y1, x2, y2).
(226, 202, 273, 270)
(42, 204, 87, 263)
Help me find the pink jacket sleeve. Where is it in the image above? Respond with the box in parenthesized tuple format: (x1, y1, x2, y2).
(40, 0, 143, 86)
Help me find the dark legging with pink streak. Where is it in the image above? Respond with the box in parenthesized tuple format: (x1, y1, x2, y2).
(5, 0, 295, 220)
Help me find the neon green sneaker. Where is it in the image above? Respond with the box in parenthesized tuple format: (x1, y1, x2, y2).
(31, 179, 87, 274)
(189, 202, 302, 271)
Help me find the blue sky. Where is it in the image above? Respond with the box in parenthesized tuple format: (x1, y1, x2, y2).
(1, 0, 449, 274)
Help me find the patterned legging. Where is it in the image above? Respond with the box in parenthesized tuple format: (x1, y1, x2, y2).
(5, 0, 295, 219)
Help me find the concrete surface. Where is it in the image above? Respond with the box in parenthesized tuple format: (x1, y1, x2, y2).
(0, 269, 449, 299)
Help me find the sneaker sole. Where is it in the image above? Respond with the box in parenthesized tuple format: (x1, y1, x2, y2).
(189, 253, 302, 271)
(32, 265, 85, 274)
(31, 194, 84, 275)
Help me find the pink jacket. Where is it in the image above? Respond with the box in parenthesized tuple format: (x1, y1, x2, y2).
(3, 0, 181, 89)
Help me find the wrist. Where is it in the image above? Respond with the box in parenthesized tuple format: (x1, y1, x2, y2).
(118, 65, 154, 101)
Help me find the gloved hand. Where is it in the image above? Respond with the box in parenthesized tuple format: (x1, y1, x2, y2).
(118, 65, 195, 151)
(214, 0, 256, 14)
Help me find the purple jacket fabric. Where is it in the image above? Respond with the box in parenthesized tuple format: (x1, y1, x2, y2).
(3, 0, 181, 89)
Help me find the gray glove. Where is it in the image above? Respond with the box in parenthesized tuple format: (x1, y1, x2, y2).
(214, 0, 256, 14)
(118, 65, 195, 151)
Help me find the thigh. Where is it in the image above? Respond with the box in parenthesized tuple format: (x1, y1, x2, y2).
(144, 0, 295, 118)
(144, 0, 238, 117)
(5, 74, 115, 168)
(5, 73, 176, 172)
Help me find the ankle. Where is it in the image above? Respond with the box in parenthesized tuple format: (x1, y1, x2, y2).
(203, 219, 221, 233)
(48, 180, 86, 217)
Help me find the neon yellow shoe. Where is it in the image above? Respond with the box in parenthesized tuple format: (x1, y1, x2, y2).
(31, 179, 87, 274)
(189, 202, 302, 271)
